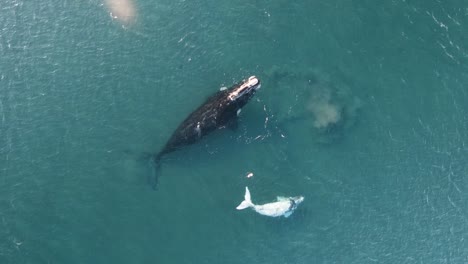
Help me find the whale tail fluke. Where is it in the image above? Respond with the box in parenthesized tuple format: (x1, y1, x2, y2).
(122, 149, 160, 190)
(236, 187, 254, 210)
(148, 154, 162, 190)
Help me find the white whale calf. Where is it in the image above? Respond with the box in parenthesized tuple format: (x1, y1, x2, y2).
(236, 187, 304, 218)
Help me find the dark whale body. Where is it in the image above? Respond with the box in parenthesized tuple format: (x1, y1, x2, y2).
(150, 76, 261, 189)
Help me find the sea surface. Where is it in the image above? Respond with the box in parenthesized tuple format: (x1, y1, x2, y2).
(1, 0, 467, 263)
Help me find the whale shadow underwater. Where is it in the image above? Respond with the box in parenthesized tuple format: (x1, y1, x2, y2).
(149, 76, 262, 189)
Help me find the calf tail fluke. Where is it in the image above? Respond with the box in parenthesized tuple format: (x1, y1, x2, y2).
(236, 187, 254, 210)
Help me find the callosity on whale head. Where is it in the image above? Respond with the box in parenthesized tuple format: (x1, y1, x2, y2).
(228, 76, 261, 101)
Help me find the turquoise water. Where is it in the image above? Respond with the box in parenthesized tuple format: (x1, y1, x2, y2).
(1, 0, 467, 263)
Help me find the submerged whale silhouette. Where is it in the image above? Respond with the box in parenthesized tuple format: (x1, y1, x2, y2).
(150, 76, 261, 189)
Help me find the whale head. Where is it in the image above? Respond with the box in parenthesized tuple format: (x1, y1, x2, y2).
(290, 196, 304, 211)
(292, 196, 305, 205)
(228, 76, 261, 102)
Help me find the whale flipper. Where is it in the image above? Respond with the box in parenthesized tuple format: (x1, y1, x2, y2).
(226, 117, 239, 131)
(276, 196, 289, 201)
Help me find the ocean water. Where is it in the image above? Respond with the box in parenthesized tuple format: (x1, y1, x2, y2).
(1, 0, 467, 263)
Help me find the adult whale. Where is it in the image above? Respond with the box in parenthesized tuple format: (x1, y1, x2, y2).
(150, 76, 261, 189)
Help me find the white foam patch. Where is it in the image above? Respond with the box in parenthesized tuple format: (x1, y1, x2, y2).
(105, 0, 136, 25)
